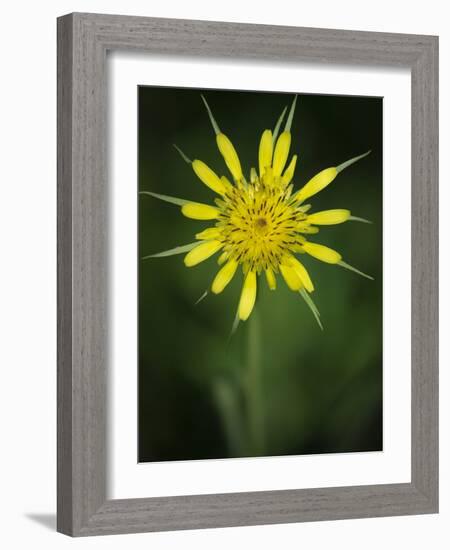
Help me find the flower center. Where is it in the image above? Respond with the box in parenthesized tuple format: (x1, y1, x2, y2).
(216, 183, 307, 272)
(254, 216, 269, 235)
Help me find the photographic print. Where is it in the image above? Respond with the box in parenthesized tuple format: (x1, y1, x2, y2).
(138, 87, 382, 463)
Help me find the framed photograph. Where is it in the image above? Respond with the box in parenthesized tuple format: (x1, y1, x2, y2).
(57, 13, 438, 536)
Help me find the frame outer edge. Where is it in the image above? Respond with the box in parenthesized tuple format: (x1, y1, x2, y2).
(57, 12, 439, 536)
(410, 36, 439, 509)
(77, 484, 429, 536)
(73, 12, 109, 535)
(57, 13, 74, 536)
(74, 11, 428, 65)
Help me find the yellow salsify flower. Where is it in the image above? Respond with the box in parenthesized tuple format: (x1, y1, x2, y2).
(142, 95, 373, 330)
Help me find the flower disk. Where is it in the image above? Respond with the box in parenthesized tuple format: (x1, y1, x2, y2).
(214, 176, 309, 275)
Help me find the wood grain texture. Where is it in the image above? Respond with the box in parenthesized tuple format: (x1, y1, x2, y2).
(410, 36, 439, 506)
(57, 12, 439, 537)
(57, 13, 74, 535)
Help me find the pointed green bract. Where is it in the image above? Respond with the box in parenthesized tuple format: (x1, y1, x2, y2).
(338, 260, 374, 280)
(195, 290, 208, 305)
(349, 215, 372, 224)
(299, 288, 323, 330)
(336, 150, 371, 173)
(173, 143, 191, 163)
(284, 95, 298, 132)
(201, 94, 221, 135)
(142, 242, 198, 260)
(230, 309, 240, 339)
(139, 191, 189, 206)
(272, 106, 287, 145)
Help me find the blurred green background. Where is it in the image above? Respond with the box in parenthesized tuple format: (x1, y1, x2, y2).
(138, 86, 383, 462)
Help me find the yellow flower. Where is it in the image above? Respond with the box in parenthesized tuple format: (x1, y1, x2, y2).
(142, 95, 373, 329)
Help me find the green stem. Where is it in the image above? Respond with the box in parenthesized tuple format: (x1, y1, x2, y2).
(247, 309, 264, 455)
(213, 378, 244, 457)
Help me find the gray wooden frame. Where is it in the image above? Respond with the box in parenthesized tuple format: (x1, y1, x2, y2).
(57, 12, 439, 537)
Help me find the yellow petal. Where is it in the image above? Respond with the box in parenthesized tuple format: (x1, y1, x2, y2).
(302, 242, 342, 264)
(265, 268, 277, 290)
(220, 176, 234, 194)
(238, 271, 257, 321)
(192, 160, 226, 195)
(195, 227, 221, 240)
(258, 129, 273, 177)
(211, 260, 238, 294)
(184, 240, 223, 267)
(307, 209, 351, 225)
(281, 155, 297, 186)
(217, 251, 228, 265)
(279, 263, 303, 291)
(181, 202, 220, 220)
(288, 256, 314, 292)
(296, 222, 320, 234)
(285, 183, 294, 200)
(272, 131, 291, 177)
(263, 166, 274, 187)
(217, 133, 242, 181)
(295, 167, 338, 203)
(293, 151, 370, 203)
